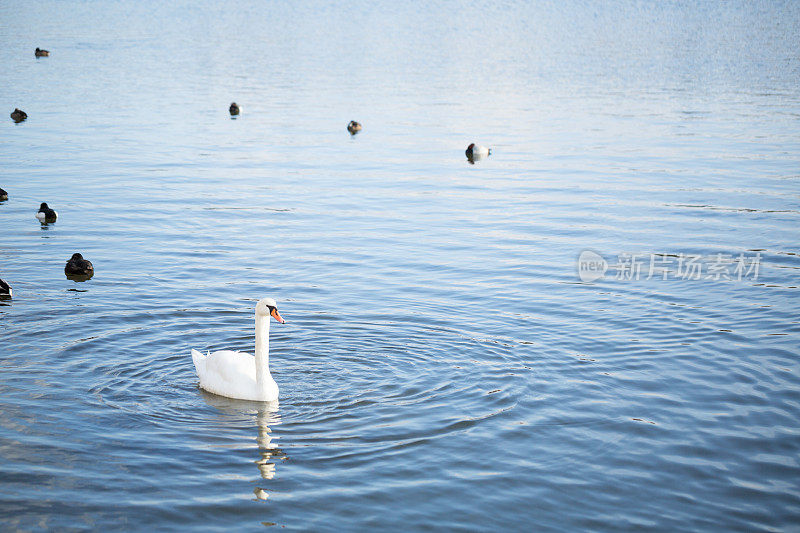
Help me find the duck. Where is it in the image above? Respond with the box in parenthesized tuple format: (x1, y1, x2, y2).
(229, 102, 240, 116)
(192, 297, 286, 402)
(35, 202, 57, 223)
(65, 253, 93, 276)
(35, 47, 50, 57)
(0, 278, 11, 299)
(10, 109, 27, 123)
(465, 143, 491, 163)
(0, 188, 7, 201)
(347, 120, 362, 134)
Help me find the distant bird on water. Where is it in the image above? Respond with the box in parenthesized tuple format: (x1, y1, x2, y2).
(0, 188, 7, 201)
(10, 109, 27, 123)
(347, 121, 362, 135)
(65, 253, 94, 276)
(465, 143, 491, 163)
(35, 202, 57, 223)
(35, 47, 50, 57)
(229, 102, 240, 116)
(0, 278, 11, 299)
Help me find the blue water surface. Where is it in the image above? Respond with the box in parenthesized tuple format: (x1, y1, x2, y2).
(1, 1, 799, 530)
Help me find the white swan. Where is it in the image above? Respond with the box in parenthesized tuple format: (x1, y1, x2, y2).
(192, 298, 285, 401)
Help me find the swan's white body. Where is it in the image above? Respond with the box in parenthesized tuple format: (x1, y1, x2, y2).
(192, 298, 284, 401)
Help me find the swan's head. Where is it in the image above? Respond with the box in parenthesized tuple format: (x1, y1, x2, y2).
(256, 297, 285, 324)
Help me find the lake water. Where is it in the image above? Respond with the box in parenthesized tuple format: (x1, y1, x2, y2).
(1, 0, 799, 530)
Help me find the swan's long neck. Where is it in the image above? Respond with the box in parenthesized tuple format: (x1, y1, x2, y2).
(254, 312, 271, 390)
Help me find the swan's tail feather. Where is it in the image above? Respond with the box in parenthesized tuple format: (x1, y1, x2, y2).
(191, 349, 206, 373)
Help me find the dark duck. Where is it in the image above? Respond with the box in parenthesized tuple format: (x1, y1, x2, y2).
(36, 202, 57, 223)
(65, 253, 94, 276)
(0, 278, 11, 299)
(347, 121, 362, 134)
(11, 108, 27, 123)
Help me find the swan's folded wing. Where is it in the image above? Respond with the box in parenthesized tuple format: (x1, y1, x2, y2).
(204, 350, 256, 385)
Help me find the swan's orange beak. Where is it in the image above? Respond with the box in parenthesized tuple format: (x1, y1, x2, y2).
(271, 308, 285, 324)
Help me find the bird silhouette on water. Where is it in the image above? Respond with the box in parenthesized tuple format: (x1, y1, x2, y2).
(36, 202, 57, 223)
(347, 121, 362, 134)
(0, 278, 11, 299)
(65, 253, 94, 277)
(11, 109, 27, 123)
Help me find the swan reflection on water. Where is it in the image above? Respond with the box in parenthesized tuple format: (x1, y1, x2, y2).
(198, 390, 286, 501)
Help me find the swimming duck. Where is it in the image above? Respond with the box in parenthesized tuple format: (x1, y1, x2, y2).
(0, 278, 11, 299)
(465, 143, 491, 163)
(230, 102, 240, 116)
(347, 121, 362, 134)
(192, 297, 286, 402)
(10, 109, 27, 122)
(35, 202, 57, 223)
(65, 253, 94, 276)
(35, 47, 50, 57)
(0, 188, 7, 201)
